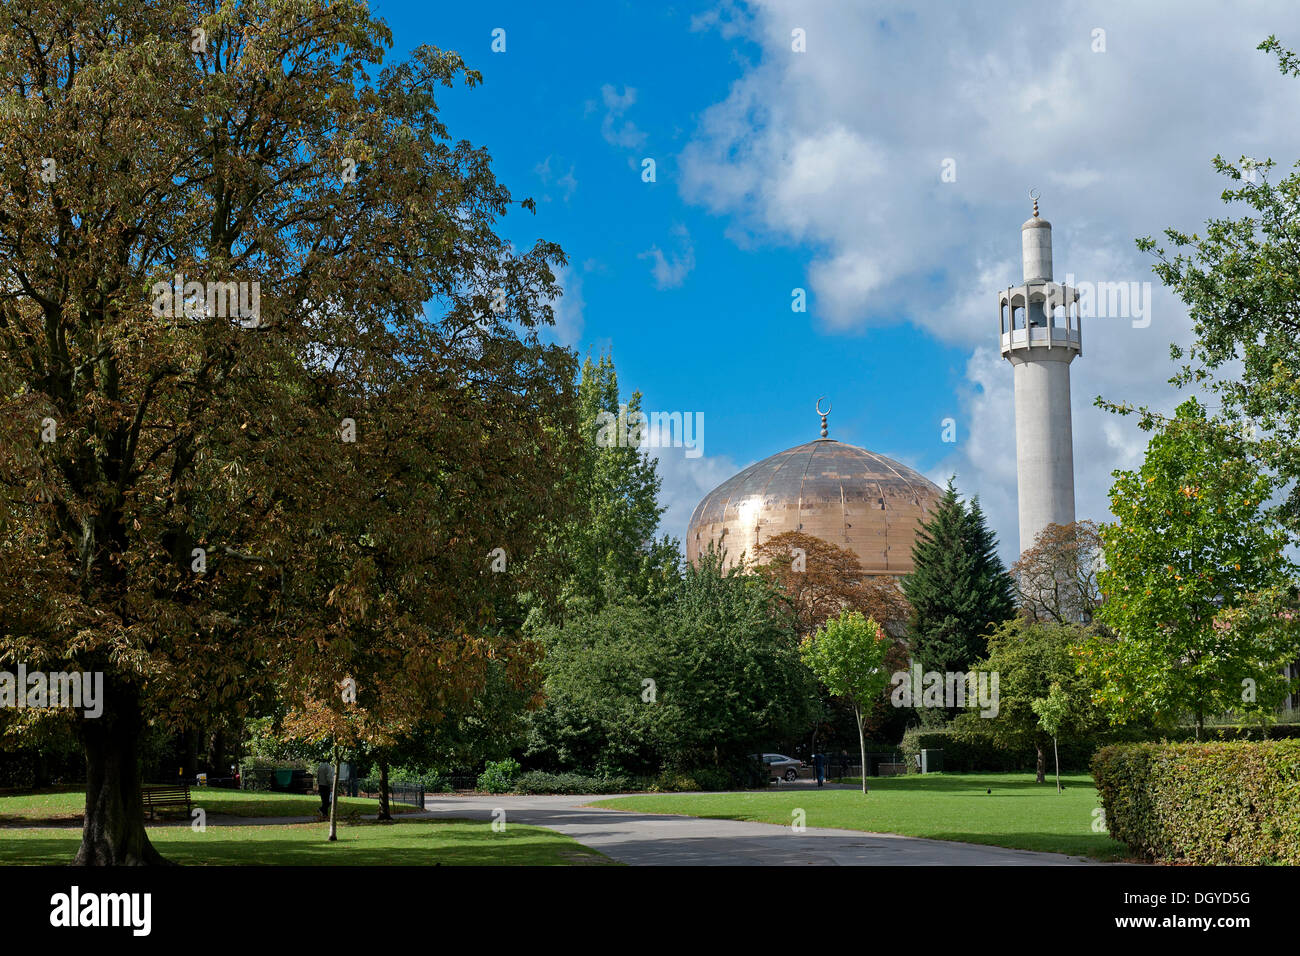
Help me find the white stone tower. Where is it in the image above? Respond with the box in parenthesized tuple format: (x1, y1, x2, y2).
(998, 193, 1082, 555)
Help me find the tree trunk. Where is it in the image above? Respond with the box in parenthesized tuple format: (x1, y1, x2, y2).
(181, 727, 198, 781)
(1053, 736, 1061, 794)
(327, 749, 341, 841)
(75, 692, 170, 866)
(1035, 739, 1046, 784)
(377, 757, 391, 821)
(855, 704, 868, 795)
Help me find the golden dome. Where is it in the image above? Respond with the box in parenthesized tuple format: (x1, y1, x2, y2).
(686, 438, 943, 575)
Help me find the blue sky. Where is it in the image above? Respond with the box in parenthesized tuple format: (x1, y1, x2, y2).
(372, 0, 1300, 562)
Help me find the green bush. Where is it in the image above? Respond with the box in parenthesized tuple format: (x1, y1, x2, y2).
(476, 758, 521, 794)
(1092, 740, 1300, 864)
(511, 771, 630, 795)
(646, 763, 757, 792)
(648, 770, 700, 792)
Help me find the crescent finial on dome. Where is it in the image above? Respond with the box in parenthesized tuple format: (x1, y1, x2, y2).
(815, 397, 831, 439)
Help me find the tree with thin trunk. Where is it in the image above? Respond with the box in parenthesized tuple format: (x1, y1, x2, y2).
(1032, 683, 1071, 794)
(799, 611, 890, 795)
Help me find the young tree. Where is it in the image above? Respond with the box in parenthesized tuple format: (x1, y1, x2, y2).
(1083, 399, 1298, 737)
(1011, 521, 1103, 624)
(0, 0, 577, 863)
(754, 530, 911, 750)
(799, 611, 891, 795)
(902, 481, 1016, 677)
(1031, 683, 1071, 793)
(958, 619, 1105, 783)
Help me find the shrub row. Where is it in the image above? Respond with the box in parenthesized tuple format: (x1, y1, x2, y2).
(511, 771, 631, 795)
(1091, 740, 1300, 864)
(900, 723, 1300, 775)
(899, 728, 1120, 773)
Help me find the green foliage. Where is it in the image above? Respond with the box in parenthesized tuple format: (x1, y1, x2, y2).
(527, 354, 681, 622)
(800, 611, 890, 711)
(1032, 683, 1072, 740)
(900, 725, 1148, 774)
(526, 552, 814, 776)
(1092, 740, 1300, 864)
(902, 481, 1015, 675)
(1085, 398, 1299, 734)
(956, 618, 1107, 779)
(511, 771, 631, 795)
(475, 758, 521, 794)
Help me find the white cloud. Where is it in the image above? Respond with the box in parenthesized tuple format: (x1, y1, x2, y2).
(682, 0, 1300, 559)
(638, 223, 696, 289)
(535, 155, 578, 202)
(600, 83, 647, 149)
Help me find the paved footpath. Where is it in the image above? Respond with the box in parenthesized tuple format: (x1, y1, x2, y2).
(417, 792, 1100, 866)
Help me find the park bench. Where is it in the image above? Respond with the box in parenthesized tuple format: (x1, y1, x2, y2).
(141, 783, 192, 819)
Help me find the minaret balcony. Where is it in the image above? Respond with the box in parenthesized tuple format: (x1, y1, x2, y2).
(1000, 325, 1083, 357)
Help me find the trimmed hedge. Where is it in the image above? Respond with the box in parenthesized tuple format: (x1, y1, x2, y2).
(511, 771, 631, 795)
(1092, 740, 1300, 865)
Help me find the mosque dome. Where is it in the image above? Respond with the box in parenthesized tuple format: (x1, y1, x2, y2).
(685, 426, 944, 576)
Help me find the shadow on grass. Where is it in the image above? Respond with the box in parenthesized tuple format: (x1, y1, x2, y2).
(0, 821, 614, 867)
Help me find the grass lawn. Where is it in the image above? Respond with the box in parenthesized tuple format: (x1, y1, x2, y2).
(0, 788, 419, 826)
(0, 819, 612, 866)
(591, 772, 1131, 861)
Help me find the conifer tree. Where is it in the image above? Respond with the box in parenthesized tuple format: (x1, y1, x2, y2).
(902, 480, 1015, 678)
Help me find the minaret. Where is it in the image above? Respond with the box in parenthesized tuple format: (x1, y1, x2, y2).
(998, 192, 1082, 555)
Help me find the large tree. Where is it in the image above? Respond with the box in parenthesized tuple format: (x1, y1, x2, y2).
(0, 0, 577, 863)
(528, 552, 814, 777)
(902, 480, 1015, 680)
(1083, 398, 1298, 737)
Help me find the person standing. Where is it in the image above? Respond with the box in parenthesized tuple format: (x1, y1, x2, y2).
(814, 751, 826, 787)
(316, 761, 333, 816)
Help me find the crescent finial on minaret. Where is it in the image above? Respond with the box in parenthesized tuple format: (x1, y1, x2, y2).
(1029, 186, 1040, 218)
(815, 397, 831, 438)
